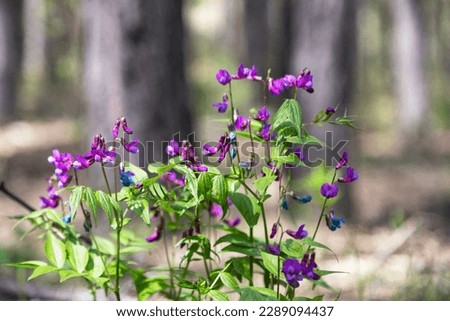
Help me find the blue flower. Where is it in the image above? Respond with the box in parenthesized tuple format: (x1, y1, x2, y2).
(120, 171, 136, 187)
(326, 210, 346, 231)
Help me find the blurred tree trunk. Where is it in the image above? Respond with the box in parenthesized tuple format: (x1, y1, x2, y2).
(289, 0, 358, 218)
(244, 0, 269, 73)
(389, 0, 428, 145)
(0, 0, 23, 124)
(83, 0, 191, 167)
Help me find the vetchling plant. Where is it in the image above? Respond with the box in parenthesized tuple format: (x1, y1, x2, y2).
(8, 64, 358, 301)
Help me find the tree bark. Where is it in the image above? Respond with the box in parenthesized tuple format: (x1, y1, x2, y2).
(289, 0, 358, 218)
(0, 0, 23, 124)
(389, 0, 428, 144)
(83, 0, 191, 167)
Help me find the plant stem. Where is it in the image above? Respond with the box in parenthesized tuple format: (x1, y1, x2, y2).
(162, 216, 174, 298)
(311, 169, 338, 242)
(0, 181, 36, 212)
(240, 180, 269, 244)
(100, 162, 113, 195)
(249, 227, 254, 286)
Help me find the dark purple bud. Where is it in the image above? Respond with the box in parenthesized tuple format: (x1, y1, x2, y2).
(234, 115, 249, 131)
(286, 224, 308, 240)
(224, 217, 240, 227)
(121, 117, 133, 134)
(338, 167, 359, 183)
(194, 217, 201, 234)
(216, 69, 232, 85)
(266, 244, 280, 255)
(270, 223, 278, 239)
(294, 147, 305, 162)
(320, 183, 339, 199)
(336, 151, 348, 169)
(258, 123, 272, 141)
(112, 119, 121, 139)
(325, 106, 336, 115)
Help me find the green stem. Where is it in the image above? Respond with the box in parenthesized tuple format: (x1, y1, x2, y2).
(249, 227, 254, 286)
(100, 162, 113, 195)
(240, 180, 269, 244)
(247, 120, 257, 178)
(162, 217, 174, 299)
(311, 169, 338, 242)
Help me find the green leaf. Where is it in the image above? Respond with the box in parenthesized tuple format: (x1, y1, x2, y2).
(59, 270, 86, 283)
(220, 272, 239, 290)
(253, 174, 276, 195)
(229, 192, 259, 227)
(89, 253, 105, 278)
(83, 187, 98, 220)
(66, 242, 89, 273)
(317, 270, 348, 277)
(198, 172, 213, 200)
(147, 162, 176, 174)
(44, 232, 66, 268)
(96, 191, 121, 224)
(281, 239, 304, 258)
(235, 130, 265, 143)
(208, 290, 230, 301)
(69, 186, 84, 221)
(7, 260, 47, 269)
(215, 231, 251, 247)
(128, 199, 151, 224)
(175, 165, 198, 201)
(93, 236, 116, 255)
(125, 161, 148, 181)
(302, 237, 336, 256)
(272, 99, 302, 137)
(212, 175, 228, 206)
(261, 252, 281, 277)
(28, 265, 59, 280)
(239, 287, 278, 301)
(293, 295, 324, 301)
(221, 244, 260, 257)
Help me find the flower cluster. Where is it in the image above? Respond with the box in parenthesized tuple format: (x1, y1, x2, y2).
(282, 253, 320, 288)
(166, 139, 208, 172)
(268, 69, 314, 96)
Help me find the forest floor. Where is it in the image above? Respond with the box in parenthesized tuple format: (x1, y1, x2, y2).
(1, 119, 449, 300)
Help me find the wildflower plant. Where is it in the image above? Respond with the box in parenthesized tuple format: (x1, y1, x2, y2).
(9, 63, 358, 301)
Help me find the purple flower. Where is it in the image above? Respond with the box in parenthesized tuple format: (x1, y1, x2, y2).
(296, 69, 314, 93)
(300, 252, 320, 280)
(326, 209, 346, 231)
(258, 123, 272, 141)
(233, 64, 258, 80)
(39, 179, 61, 209)
(266, 244, 280, 255)
(234, 115, 249, 131)
(282, 259, 303, 288)
(146, 226, 161, 243)
(224, 217, 240, 227)
(294, 147, 305, 162)
(123, 138, 140, 154)
(73, 153, 93, 170)
(268, 78, 285, 95)
(212, 94, 229, 113)
(320, 183, 339, 199)
(202, 133, 231, 163)
(48, 149, 74, 187)
(112, 117, 134, 139)
(216, 69, 232, 85)
(338, 166, 359, 183)
(282, 74, 297, 87)
(270, 223, 278, 239)
(253, 106, 270, 122)
(209, 202, 223, 217)
(85, 134, 116, 164)
(325, 106, 336, 115)
(166, 139, 180, 156)
(286, 224, 308, 240)
(161, 170, 185, 186)
(336, 151, 348, 169)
